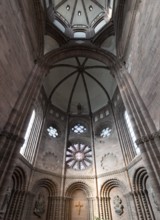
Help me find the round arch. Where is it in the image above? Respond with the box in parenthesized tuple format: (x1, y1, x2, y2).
(32, 178, 57, 197)
(43, 45, 120, 74)
(65, 181, 92, 198)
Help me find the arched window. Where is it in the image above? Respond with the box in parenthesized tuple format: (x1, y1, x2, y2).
(124, 111, 140, 155)
(20, 110, 35, 156)
(20, 105, 43, 164)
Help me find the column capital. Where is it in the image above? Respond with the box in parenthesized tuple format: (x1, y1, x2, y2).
(135, 130, 160, 145)
(0, 130, 24, 145)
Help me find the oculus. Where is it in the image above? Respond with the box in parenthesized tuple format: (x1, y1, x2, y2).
(66, 143, 92, 170)
(47, 126, 59, 138)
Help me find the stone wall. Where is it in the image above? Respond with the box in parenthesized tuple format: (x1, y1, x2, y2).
(36, 104, 66, 175)
(124, 0, 160, 130)
(0, 0, 40, 132)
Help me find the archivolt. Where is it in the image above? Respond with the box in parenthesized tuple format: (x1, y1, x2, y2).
(4, 166, 26, 220)
(43, 45, 120, 75)
(65, 181, 92, 198)
(100, 178, 127, 220)
(132, 167, 155, 220)
(100, 178, 127, 197)
(12, 166, 26, 190)
(32, 178, 57, 197)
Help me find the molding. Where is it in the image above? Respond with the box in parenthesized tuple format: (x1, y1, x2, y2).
(19, 154, 142, 179)
(127, 155, 142, 170)
(0, 131, 24, 144)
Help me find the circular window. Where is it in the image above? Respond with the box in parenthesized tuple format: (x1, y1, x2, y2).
(66, 143, 92, 170)
(75, 152, 85, 161)
(47, 126, 59, 138)
(100, 127, 112, 138)
(71, 124, 87, 134)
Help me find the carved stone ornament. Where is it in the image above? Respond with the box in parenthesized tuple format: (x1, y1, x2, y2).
(101, 153, 117, 171)
(42, 152, 60, 172)
(113, 195, 124, 215)
(34, 193, 45, 217)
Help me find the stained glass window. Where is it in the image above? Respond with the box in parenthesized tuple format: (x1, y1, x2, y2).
(124, 111, 140, 155)
(71, 124, 87, 134)
(47, 126, 58, 138)
(66, 143, 92, 170)
(100, 127, 111, 138)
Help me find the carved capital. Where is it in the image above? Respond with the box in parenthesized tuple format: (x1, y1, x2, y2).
(0, 131, 24, 145)
(135, 130, 160, 145)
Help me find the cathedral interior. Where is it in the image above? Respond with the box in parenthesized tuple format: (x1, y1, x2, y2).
(0, 0, 160, 219)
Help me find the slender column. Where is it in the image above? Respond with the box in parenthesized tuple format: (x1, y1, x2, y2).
(88, 197, 94, 220)
(47, 196, 57, 220)
(91, 116, 100, 218)
(60, 115, 69, 220)
(64, 197, 72, 220)
(22, 192, 35, 220)
(124, 192, 138, 220)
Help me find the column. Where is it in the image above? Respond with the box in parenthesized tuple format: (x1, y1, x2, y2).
(0, 64, 48, 204)
(113, 64, 160, 208)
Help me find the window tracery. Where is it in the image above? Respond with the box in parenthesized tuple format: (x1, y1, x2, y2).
(66, 143, 92, 170)
(124, 111, 140, 155)
(100, 127, 112, 138)
(47, 126, 59, 138)
(71, 124, 87, 134)
(20, 107, 43, 164)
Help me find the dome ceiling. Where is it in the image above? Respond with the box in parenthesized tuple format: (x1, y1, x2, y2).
(43, 57, 117, 114)
(45, 0, 115, 38)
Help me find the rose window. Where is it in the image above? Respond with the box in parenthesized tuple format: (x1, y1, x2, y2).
(71, 124, 87, 134)
(100, 127, 111, 138)
(47, 126, 59, 138)
(66, 143, 92, 170)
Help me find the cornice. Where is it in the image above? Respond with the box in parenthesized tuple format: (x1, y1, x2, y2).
(21, 154, 142, 180)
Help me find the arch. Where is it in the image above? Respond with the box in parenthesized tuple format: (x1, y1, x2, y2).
(100, 178, 127, 220)
(133, 167, 155, 220)
(43, 45, 119, 73)
(4, 166, 27, 220)
(12, 166, 26, 191)
(25, 178, 58, 220)
(32, 178, 57, 197)
(65, 181, 92, 198)
(101, 178, 127, 197)
(65, 182, 93, 220)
